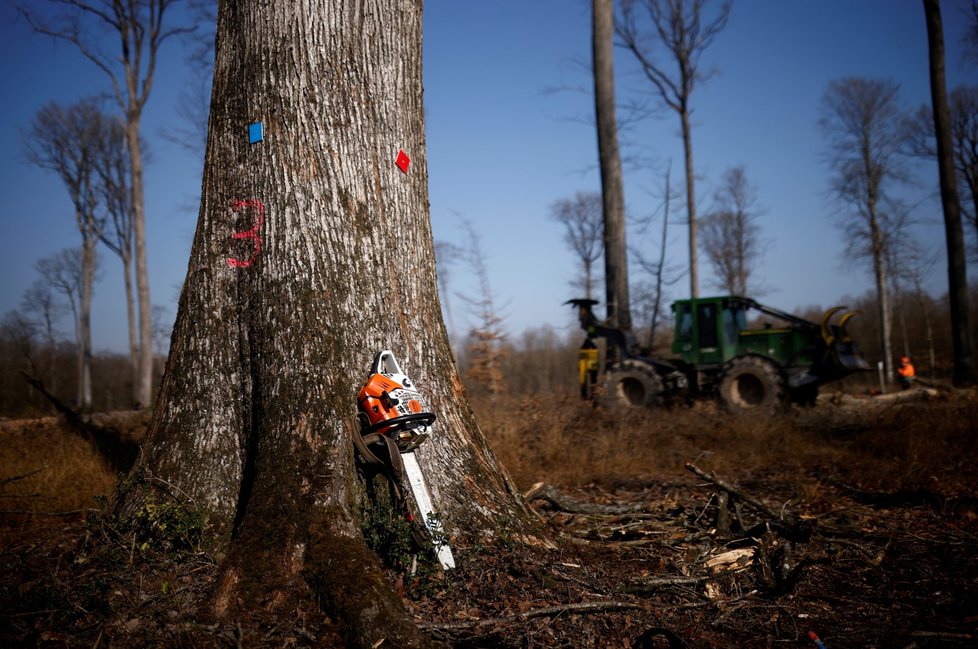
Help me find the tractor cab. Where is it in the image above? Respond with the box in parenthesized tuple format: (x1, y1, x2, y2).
(671, 296, 748, 366)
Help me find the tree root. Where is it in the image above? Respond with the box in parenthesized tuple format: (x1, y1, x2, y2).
(304, 518, 443, 649)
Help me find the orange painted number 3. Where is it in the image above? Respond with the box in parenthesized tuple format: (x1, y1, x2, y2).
(227, 199, 265, 268)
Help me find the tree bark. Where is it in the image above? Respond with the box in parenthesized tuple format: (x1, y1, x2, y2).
(592, 0, 632, 330)
(132, 2, 541, 644)
(129, 124, 155, 408)
(923, 0, 977, 387)
(681, 109, 699, 298)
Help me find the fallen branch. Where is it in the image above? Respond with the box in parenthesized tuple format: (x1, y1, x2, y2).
(420, 600, 644, 631)
(524, 483, 646, 515)
(0, 466, 49, 487)
(684, 463, 786, 521)
(19, 372, 139, 474)
(626, 575, 706, 595)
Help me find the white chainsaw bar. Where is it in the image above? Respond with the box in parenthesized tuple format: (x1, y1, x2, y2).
(401, 451, 455, 569)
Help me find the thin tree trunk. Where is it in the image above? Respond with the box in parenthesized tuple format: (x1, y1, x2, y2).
(592, 0, 631, 330)
(129, 123, 154, 408)
(122, 250, 138, 401)
(871, 214, 894, 384)
(923, 0, 977, 386)
(682, 110, 698, 299)
(80, 235, 94, 410)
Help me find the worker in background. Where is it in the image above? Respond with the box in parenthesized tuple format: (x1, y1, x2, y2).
(897, 355, 915, 390)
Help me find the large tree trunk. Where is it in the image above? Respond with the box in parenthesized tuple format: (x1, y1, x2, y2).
(592, 0, 631, 330)
(131, 2, 540, 645)
(923, 0, 977, 387)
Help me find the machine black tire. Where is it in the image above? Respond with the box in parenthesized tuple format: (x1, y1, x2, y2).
(602, 360, 664, 408)
(717, 356, 785, 410)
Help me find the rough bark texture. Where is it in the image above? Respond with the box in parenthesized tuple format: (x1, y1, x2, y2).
(592, 0, 631, 330)
(923, 0, 977, 387)
(133, 1, 540, 643)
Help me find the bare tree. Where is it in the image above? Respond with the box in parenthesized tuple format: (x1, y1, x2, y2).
(963, 0, 978, 64)
(18, 0, 192, 408)
(91, 113, 140, 396)
(36, 248, 96, 408)
(550, 191, 604, 299)
(23, 99, 111, 410)
(700, 165, 769, 296)
(126, 3, 541, 645)
(1, 310, 40, 376)
(458, 220, 508, 398)
(434, 240, 464, 343)
(923, 0, 976, 386)
(21, 280, 67, 390)
(819, 77, 910, 384)
(632, 162, 683, 348)
(593, 0, 632, 331)
(907, 86, 978, 261)
(616, 0, 732, 299)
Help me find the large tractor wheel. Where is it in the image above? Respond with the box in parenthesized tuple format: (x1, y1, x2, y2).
(602, 360, 664, 408)
(717, 356, 785, 410)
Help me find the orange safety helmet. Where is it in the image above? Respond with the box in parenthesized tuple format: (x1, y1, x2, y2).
(900, 356, 910, 364)
(357, 350, 435, 451)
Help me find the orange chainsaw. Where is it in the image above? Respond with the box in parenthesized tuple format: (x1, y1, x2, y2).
(355, 350, 455, 569)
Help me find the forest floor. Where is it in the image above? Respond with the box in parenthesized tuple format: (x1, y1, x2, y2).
(1, 386, 977, 648)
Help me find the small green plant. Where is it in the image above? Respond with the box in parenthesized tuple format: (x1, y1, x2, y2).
(126, 497, 204, 555)
(357, 472, 453, 598)
(92, 467, 205, 558)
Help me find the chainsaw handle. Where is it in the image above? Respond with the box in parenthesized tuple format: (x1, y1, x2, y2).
(371, 349, 403, 376)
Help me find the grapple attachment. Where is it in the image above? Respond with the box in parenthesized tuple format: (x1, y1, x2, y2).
(820, 307, 872, 374)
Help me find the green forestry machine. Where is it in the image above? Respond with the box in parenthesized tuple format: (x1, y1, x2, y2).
(569, 296, 871, 410)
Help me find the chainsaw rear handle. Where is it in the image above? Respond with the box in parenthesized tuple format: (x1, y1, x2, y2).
(371, 349, 405, 379)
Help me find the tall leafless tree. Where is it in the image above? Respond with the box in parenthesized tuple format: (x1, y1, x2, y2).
(92, 114, 139, 396)
(593, 0, 632, 331)
(923, 0, 976, 386)
(616, 0, 732, 299)
(126, 3, 542, 645)
(18, 0, 192, 408)
(23, 99, 110, 410)
(700, 165, 769, 296)
(550, 191, 604, 300)
(819, 77, 910, 384)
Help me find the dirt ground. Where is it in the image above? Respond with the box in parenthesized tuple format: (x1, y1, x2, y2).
(1, 389, 977, 648)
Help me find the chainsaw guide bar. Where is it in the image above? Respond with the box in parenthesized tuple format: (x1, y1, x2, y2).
(354, 350, 455, 570)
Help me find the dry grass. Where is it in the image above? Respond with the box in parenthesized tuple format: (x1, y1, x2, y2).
(473, 388, 978, 500)
(0, 417, 118, 511)
(2, 389, 975, 542)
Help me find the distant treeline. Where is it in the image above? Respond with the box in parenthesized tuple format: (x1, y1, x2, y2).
(2, 286, 973, 419)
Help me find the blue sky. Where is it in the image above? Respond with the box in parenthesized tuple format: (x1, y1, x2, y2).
(1, 1, 976, 354)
